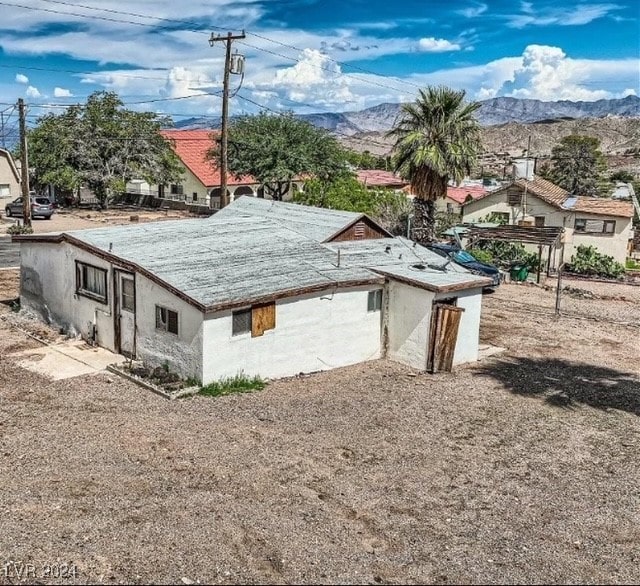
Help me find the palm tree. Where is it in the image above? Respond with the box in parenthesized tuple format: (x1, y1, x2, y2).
(388, 86, 482, 243)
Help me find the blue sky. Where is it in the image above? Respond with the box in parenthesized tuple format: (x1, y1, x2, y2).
(0, 0, 638, 125)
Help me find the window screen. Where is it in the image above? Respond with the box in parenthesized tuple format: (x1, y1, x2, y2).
(76, 262, 107, 303)
(232, 308, 252, 336)
(368, 290, 383, 312)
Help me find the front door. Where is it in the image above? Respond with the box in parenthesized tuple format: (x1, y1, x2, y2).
(115, 271, 136, 357)
(427, 302, 464, 373)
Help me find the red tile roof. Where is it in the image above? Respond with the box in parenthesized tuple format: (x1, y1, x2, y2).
(161, 129, 255, 187)
(446, 185, 487, 204)
(468, 175, 633, 218)
(571, 197, 634, 218)
(356, 169, 408, 188)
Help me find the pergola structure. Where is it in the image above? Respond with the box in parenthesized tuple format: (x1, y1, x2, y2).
(464, 225, 565, 285)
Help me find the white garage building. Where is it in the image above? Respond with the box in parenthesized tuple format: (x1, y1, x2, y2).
(16, 198, 490, 383)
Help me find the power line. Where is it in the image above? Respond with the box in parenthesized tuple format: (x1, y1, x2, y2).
(0, 0, 417, 97)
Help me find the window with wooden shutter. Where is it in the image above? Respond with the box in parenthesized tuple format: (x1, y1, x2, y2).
(251, 302, 276, 337)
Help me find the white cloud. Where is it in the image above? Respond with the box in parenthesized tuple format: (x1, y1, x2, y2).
(417, 38, 461, 53)
(458, 3, 488, 18)
(25, 85, 41, 98)
(15, 73, 29, 84)
(53, 87, 73, 97)
(505, 2, 623, 28)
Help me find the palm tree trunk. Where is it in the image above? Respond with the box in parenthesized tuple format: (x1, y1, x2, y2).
(411, 197, 436, 244)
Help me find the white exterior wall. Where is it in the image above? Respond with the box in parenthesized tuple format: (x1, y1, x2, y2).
(201, 286, 382, 382)
(20, 241, 205, 381)
(436, 288, 483, 366)
(386, 281, 435, 370)
(20, 242, 117, 349)
(568, 213, 632, 264)
(134, 273, 204, 382)
(462, 190, 566, 226)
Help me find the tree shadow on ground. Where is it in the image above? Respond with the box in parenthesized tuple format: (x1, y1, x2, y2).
(475, 357, 640, 416)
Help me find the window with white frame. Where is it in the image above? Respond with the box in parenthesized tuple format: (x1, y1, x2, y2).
(156, 305, 178, 335)
(76, 261, 107, 303)
(367, 289, 383, 312)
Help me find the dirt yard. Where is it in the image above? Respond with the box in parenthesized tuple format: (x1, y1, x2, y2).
(1, 206, 194, 234)
(0, 273, 639, 585)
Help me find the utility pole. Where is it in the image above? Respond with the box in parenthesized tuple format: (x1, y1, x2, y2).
(18, 98, 31, 228)
(208, 30, 245, 210)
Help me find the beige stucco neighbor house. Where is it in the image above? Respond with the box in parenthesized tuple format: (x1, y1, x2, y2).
(15, 198, 489, 383)
(159, 130, 304, 208)
(0, 148, 21, 205)
(462, 175, 634, 265)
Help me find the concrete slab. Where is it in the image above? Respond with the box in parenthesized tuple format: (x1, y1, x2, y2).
(9, 339, 126, 380)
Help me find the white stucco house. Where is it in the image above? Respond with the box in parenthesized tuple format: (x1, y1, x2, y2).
(0, 147, 21, 206)
(15, 198, 490, 383)
(462, 175, 634, 265)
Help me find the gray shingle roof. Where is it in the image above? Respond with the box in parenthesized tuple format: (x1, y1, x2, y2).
(33, 199, 489, 309)
(213, 196, 368, 242)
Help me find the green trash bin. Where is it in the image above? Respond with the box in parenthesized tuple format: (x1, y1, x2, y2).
(510, 264, 529, 282)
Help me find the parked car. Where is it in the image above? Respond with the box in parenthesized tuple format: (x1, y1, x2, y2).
(4, 196, 55, 220)
(426, 242, 501, 289)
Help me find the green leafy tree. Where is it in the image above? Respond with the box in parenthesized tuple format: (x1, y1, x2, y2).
(387, 86, 482, 244)
(343, 149, 389, 170)
(210, 112, 348, 201)
(29, 91, 182, 208)
(294, 174, 412, 235)
(545, 135, 607, 196)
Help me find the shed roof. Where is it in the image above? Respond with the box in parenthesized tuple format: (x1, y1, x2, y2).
(17, 199, 488, 311)
(160, 129, 255, 188)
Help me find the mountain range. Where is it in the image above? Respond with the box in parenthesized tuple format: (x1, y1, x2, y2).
(174, 95, 640, 135)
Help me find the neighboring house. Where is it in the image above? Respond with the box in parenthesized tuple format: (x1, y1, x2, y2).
(16, 198, 489, 383)
(0, 148, 21, 205)
(436, 185, 488, 216)
(158, 129, 304, 208)
(462, 175, 634, 265)
(356, 170, 409, 191)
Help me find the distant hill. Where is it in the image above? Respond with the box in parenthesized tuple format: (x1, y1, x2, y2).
(173, 95, 640, 136)
(340, 117, 640, 170)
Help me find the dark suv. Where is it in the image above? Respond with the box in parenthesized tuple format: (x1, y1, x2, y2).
(5, 196, 55, 220)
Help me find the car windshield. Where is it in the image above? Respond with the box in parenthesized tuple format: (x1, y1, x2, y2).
(453, 250, 477, 263)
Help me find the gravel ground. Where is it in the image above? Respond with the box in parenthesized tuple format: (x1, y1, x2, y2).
(1, 281, 639, 585)
(0, 208, 194, 235)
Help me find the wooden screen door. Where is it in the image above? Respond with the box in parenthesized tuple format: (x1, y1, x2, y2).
(427, 303, 465, 373)
(115, 270, 136, 357)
